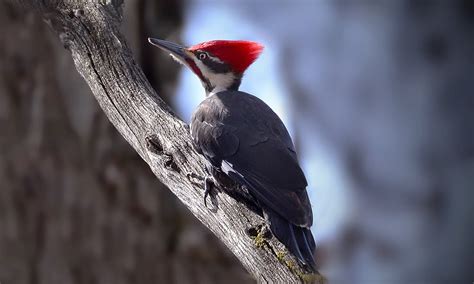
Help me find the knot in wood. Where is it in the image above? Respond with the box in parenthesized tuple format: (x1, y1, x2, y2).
(145, 135, 163, 154)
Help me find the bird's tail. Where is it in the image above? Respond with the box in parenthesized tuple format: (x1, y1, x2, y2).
(265, 208, 316, 271)
(225, 167, 316, 270)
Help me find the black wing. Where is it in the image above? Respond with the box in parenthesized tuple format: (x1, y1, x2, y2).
(191, 91, 313, 227)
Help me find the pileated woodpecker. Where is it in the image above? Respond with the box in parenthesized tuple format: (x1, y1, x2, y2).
(148, 38, 316, 270)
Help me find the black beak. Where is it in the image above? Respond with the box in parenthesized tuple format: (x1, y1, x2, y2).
(148, 38, 188, 62)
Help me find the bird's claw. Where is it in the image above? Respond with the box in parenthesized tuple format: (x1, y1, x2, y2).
(187, 172, 217, 208)
(203, 176, 215, 207)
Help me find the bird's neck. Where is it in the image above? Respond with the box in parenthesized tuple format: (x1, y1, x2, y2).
(203, 73, 242, 96)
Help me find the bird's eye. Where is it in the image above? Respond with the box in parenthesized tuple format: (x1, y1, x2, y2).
(199, 53, 207, 60)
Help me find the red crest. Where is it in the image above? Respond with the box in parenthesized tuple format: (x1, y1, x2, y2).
(188, 40, 264, 74)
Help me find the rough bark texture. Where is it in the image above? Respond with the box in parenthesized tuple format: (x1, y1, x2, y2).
(0, 0, 322, 283)
(0, 1, 254, 284)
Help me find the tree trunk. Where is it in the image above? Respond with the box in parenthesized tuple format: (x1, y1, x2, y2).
(0, 0, 323, 283)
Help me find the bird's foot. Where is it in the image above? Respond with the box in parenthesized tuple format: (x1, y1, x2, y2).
(203, 175, 216, 207)
(186, 172, 218, 210)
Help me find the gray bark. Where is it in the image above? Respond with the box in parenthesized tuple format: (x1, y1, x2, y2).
(7, 0, 323, 283)
(0, 1, 253, 283)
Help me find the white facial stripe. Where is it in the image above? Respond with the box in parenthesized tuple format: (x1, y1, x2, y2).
(208, 54, 224, 63)
(170, 53, 187, 66)
(194, 57, 236, 94)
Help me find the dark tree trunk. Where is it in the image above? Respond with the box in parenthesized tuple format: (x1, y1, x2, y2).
(0, 1, 253, 283)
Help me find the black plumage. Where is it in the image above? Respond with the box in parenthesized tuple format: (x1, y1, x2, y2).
(190, 90, 316, 269)
(147, 36, 316, 270)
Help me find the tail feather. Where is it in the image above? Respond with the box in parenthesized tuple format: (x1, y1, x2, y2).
(266, 208, 316, 271)
(225, 169, 316, 270)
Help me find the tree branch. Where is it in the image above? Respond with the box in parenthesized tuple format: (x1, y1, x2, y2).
(22, 0, 323, 282)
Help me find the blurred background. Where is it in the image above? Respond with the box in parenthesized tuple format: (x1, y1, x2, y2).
(1, 0, 473, 283)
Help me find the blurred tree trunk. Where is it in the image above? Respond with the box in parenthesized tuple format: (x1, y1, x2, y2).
(0, 1, 253, 284)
